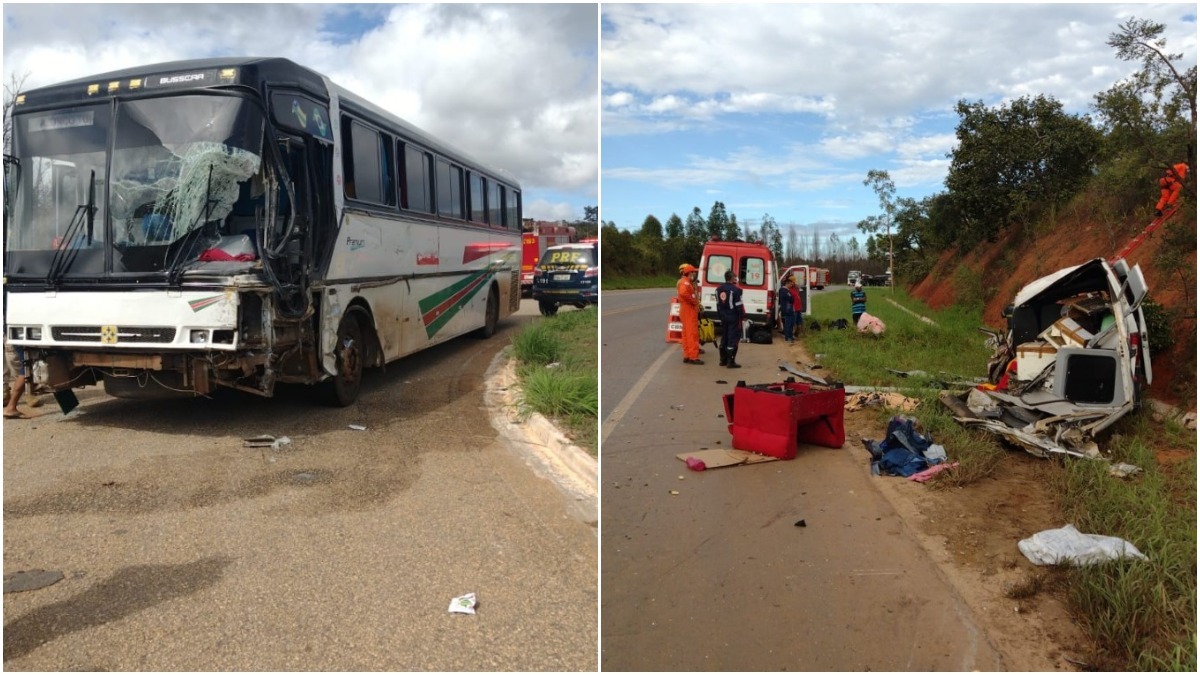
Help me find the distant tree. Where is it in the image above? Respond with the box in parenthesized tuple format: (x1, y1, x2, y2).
(809, 226, 822, 262)
(639, 214, 663, 240)
(724, 212, 740, 241)
(1094, 17, 1196, 215)
(785, 224, 800, 262)
(707, 201, 729, 240)
(828, 233, 842, 262)
(664, 213, 684, 239)
(760, 214, 783, 262)
(945, 96, 1102, 247)
(685, 206, 706, 242)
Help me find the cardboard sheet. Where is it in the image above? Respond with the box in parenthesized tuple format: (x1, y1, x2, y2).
(675, 448, 780, 469)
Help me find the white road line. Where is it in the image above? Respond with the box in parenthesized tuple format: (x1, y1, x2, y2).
(601, 345, 676, 446)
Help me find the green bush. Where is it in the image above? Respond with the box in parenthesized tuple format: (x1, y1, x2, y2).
(1140, 298, 1175, 355)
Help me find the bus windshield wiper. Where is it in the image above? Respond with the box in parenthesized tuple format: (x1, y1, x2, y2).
(46, 169, 96, 287)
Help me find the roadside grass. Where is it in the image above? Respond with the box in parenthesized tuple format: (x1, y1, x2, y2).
(601, 274, 675, 290)
(802, 287, 1008, 487)
(801, 287, 1197, 671)
(510, 307, 597, 456)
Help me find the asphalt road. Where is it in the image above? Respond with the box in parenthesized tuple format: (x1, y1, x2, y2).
(600, 288, 1003, 671)
(3, 299, 597, 671)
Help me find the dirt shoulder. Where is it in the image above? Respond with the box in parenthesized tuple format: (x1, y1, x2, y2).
(793, 340, 1095, 671)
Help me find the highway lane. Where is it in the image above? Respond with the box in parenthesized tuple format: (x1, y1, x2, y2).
(3, 299, 597, 671)
(599, 291, 1003, 671)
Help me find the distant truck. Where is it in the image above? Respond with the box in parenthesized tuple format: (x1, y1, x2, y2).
(521, 223, 577, 296)
(807, 267, 830, 290)
(847, 270, 862, 286)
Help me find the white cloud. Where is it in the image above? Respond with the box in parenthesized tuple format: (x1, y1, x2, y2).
(601, 3, 1194, 131)
(4, 3, 598, 204)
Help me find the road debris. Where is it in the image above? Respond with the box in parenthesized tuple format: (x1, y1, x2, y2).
(844, 391, 919, 413)
(348, 424, 368, 431)
(1017, 524, 1148, 566)
(794, 519, 807, 527)
(1108, 462, 1142, 479)
(861, 416, 947, 477)
(908, 462, 958, 483)
(776, 360, 828, 386)
(684, 457, 707, 471)
(857, 312, 885, 334)
(723, 379, 845, 459)
(669, 490, 680, 496)
(449, 592, 478, 615)
(675, 449, 778, 469)
(243, 435, 291, 450)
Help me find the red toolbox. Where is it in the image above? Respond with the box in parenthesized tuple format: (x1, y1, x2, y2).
(721, 380, 846, 459)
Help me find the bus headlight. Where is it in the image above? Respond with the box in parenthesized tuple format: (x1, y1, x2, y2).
(9, 327, 24, 340)
(190, 330, 209, 344)
(27, 327, 42, 340)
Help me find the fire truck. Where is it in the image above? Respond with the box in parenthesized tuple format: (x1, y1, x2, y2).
(807, 267, 830, 290)
(521, 222, 577, 296)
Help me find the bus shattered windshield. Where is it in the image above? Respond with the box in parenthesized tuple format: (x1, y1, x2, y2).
(7, 94, 266, 280)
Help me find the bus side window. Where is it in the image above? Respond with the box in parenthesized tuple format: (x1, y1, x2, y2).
(340, 115, 356, 199)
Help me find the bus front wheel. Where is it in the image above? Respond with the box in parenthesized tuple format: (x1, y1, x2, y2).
(321, 314, 364, 407)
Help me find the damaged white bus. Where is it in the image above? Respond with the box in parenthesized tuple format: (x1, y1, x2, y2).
(4, 57, 522, 406)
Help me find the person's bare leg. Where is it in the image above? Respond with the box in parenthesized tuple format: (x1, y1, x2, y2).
(4, 374, 26, 417)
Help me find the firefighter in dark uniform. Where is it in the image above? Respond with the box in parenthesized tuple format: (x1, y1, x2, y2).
(716, 270, 744, 368)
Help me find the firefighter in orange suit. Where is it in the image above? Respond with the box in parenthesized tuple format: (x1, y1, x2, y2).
(1155, 162, 1189, 217)
(677, 263, 703, 365)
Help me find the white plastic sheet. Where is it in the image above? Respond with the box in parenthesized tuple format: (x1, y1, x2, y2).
(1018, 524, 1148, 566)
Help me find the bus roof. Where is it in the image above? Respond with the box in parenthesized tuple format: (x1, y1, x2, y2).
(14, 56, 519, 188)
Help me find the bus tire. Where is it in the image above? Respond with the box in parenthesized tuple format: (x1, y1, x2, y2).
(321, 313, 364, 407)
(476, 285, 500, 339)
(538, 300, 559, 317)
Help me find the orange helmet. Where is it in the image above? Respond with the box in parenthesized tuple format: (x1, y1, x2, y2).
(679, 263, 698, 274)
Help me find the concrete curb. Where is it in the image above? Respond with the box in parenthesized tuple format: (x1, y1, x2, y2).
(885, 298, 937, 325)
(483, 348, 598, 524)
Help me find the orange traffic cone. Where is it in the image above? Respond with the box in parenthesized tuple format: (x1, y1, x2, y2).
(666, 297, 683, 343)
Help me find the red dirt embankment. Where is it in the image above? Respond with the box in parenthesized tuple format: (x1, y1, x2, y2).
(908, 208, 1196, 410)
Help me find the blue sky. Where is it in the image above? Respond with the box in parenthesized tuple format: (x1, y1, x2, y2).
(601, 3, 1197, 242)
(2, 3, 598, 222)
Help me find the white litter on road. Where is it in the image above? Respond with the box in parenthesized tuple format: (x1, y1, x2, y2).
(1018, 524, 1148, 566)
(449, 592, 478, 615)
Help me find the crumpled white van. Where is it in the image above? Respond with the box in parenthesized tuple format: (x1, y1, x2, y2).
(955, 257, 1152, 458)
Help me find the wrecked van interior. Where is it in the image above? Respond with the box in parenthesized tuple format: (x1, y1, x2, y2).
(945, 257, 1152, 459)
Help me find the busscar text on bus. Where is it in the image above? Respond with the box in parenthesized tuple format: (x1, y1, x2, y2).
(3, 58, 524, 407)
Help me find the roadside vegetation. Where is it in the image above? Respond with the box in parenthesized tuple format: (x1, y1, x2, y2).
(803, 287, 1196, 672)
(510, 307, 597, 456)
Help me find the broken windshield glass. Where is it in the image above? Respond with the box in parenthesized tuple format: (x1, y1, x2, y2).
(109, 95, 264, 274)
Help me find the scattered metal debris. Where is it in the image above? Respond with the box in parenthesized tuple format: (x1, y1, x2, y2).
(776, 360, 828, 385)
(243, 435, 291, 450)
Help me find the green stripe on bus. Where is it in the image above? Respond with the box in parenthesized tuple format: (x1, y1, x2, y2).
(418, 270, 492, 338)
